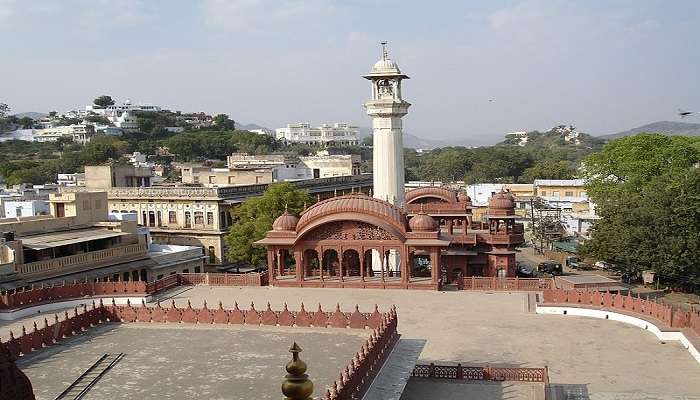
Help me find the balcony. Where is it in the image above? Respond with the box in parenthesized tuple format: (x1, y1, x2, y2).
(488, 233, 525, 245)
(17, 243, 148, 278)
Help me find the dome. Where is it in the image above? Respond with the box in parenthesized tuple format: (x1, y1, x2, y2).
(457, 192, 471, 203)
(272, 210, 299, 231)
(408, 212, 438, 232)
(371, 57, 401, 75)
(296, 195, 406, 234)
(488, 190, 515, 210)
(405, 186, 458, 204)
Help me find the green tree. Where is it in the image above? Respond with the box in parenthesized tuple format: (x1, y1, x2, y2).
(226, 183, 312, 266)
(213, 114, 236, 131)
(580, 134, 700, 289)
(361, 134, 373, 146)
(519, 160, 576, 183)
(93, 95, 115, 108)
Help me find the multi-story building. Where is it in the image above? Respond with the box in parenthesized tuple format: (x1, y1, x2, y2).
(32, 124, 95, 144)
(1, 200, 50, 218)
(84, 165, 155, 189)
(275, 123, 359, 146)
(85, 101, 161, 115)
(63, 175, 373, 270)
(57, 173, 86, 186)
(533, 179, 587, 211)
(181, 153, 362, 186)
(0, 191, 203, 289)
(465, 183, 535, 207)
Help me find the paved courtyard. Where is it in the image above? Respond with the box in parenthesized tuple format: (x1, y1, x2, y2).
(156, 286, 700, 400)
(17, 323, 367, 400)
(400, 379, 545, 400)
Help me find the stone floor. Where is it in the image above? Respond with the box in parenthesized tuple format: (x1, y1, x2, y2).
(160, 286, 700, 400)
(17, 323, 367, 400)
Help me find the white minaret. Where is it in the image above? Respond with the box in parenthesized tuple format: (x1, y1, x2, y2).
(363, 42, 411, 207)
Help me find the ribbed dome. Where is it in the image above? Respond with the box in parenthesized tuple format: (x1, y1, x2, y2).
(409, 212, 438, 232)
(457, 192, 471, 203)
(272, 211, 299, 231)
(405, 186, 458, 204)
(371, 57, 401, 74)
(297, 194, 406, 232)
(488, 190, 515, 210)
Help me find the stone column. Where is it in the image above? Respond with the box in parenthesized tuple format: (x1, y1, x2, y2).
(360, 248, 366, 281)
(338, 247, 344, 282)
(430, 247, 440, 285)
(294, 250, 303, 282)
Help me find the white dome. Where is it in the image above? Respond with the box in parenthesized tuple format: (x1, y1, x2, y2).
(371, 57, 401, 74)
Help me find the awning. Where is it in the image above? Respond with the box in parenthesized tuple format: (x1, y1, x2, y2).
(20, 229, 131, 250)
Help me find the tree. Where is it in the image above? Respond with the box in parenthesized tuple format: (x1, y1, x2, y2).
(580, 134, 700, 290)
(17, 117, 34, 129)
(0, 103, 9, 118)
(48, 111, 58, 118)
(519, 160, 576, 183)
(361, 134, 373, 146)
(213, 114, 236, 131)
(226, 183, 313, 267)
(93, 95, 115, 108)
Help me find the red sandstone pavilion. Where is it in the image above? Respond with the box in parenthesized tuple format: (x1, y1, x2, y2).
(257, 187, 525, 290)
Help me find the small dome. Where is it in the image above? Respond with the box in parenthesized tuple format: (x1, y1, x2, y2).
(409, 212, 438, 232)
(488, 190, 515, 210)
(371, 57, 401, 74)
(457, 192, 471, 203)
(272, 211, 298, 231)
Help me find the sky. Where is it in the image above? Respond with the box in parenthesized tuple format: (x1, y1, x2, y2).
(1, 0, 699, 145)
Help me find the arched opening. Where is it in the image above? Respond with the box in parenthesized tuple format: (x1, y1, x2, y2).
(322, 249, 339, 278)
(384, 248, 401, 279)
(342, 249, 361, 278)
(208, 246, 216, 264)
(412, 252, 432, 278)
(304, 249, 320, 279)
(363, 249, 375, 278)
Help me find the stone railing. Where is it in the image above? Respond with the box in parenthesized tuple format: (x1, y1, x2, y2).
(542, 289, 700, 337)
(0, 281, 148, 309)
(17, 243, 147, 277)
(411, 364, 549, 384)
(459, 277, 554, 291)
(323, 307, 399, 400)
(487, 233, 525, 244)
(1, 272, 266, 310)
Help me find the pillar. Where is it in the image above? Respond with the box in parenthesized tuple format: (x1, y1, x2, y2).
(294, 250, 303, 282)
(447, 219, 454, 235)
(360, 248, 366, 281)
(339, 247, 344, 282)
(431, 247, 440, 285)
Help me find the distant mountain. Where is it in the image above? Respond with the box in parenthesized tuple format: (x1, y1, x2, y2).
(600, 121, 700, 140)
(13, 112, 46, 119)
(356, 126, 449, 149)
(237, 122, 273, 133)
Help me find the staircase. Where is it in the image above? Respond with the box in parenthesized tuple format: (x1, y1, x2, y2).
(55, 353, 124, 400)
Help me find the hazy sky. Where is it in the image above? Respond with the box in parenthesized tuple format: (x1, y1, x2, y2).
(1, 0, 699, 145)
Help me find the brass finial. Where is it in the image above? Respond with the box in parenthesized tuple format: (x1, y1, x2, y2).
(282, 342, 314, 400)
(381, 41, 388, 60)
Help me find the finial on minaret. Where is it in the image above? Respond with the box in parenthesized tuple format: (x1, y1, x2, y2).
(381, 41, 388, 60)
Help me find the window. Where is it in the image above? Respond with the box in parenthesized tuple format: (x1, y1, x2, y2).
(169, 211, 177, 224)
(194, 266, 201, 273)
(157, 274, 164, 280)
(580, 191, 587, 197)
(185, 211, 191, 228)
(15, 207, 22, 217)
(208, 246, 216, 264)
(540, 191, 546, 196)
(552, 191, 560, 197)
(208, 176, 216, 184)
(206, 212, 214, 225)
(83, 200, 90, 209)
(95, 199, 102, 209)
(564, 191, 573, 197)
(182, 269, 189, 274)
(194, 211, 204, 225)
(111, 210, 118, 214)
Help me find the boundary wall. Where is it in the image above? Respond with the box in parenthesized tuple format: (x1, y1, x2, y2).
(411, 363, 549, 383)
(538, 289, 700, 365)
(0, 300, 398, 400)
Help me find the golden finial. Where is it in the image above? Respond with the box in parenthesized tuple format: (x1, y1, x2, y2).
(381, 41, 388, 60)
(282, 342, 314, 400)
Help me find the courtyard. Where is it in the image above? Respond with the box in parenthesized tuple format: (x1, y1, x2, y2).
(158, 286, 699, 399)
(17, 323, 367, 400)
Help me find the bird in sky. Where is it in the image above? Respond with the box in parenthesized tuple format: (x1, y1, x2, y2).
(678, 109, 694, 118)
(489, 99, 495, 103)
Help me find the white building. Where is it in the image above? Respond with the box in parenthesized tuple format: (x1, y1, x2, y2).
(275, 123, 359, 146)
(2, 200, 50, 218)
(504, 131, 529, 146)
(57, 173, 86, 187)
(533, 179, 588, 210)
(226, 152, 361, 182)
(86, 100, 161, 115)
(363, 43, 410, 206)
(32, 124, 95, 144)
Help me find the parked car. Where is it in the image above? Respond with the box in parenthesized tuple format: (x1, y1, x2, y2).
(594, 261, 615, 271)
(566, 255, 580, 269)
(537, 261, 563, 276)
(516, 262, 536, 278)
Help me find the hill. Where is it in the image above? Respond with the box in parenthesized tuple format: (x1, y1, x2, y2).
(600, 121, 700, 140)
(356, 126, 448, 149)
(12, 112, 47, 119)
